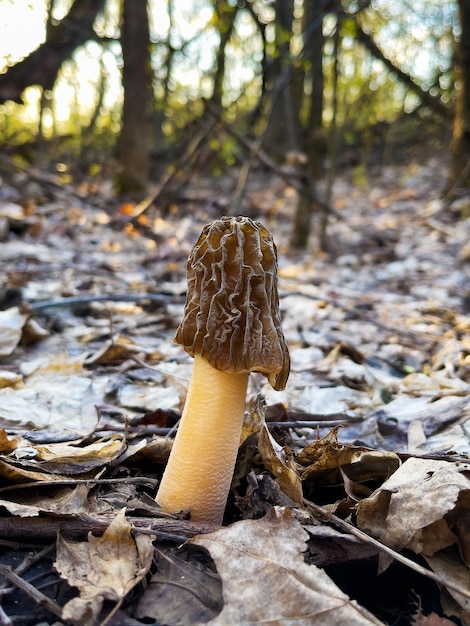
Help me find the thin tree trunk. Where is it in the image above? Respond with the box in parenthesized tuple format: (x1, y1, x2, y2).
(262, 0, 295, 155)
(323, 14, 342, 251)
(290, 0, 325, 250)
(449, 0, 470, 192)
(36, 0, 56, 162)
(210, 0, 239, 107)
(116, 0, 153, 195)
(303, 0, 325, 178)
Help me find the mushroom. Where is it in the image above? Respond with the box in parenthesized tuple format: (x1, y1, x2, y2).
(156, 216, 290, 525)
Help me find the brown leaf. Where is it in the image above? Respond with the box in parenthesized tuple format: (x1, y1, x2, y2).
(0, 498, 40, 517)
(296, 427, 400, 501)
(4, 484, 92, 517)
(258, 421, 303, 503)
(0, 429, 23, 453)
(55, 508, 154, 625)
(425, 549, 470, 618)
(192, 507, 384, 625)
(0, 435, 127, 477)
(83, 333, 142, 366)
(356, 457, 470, 560)
(136, 546, 223, 624)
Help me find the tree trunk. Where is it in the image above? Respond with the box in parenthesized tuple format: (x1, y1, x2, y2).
(211, 0, 239, 107)
(290, 0, 325, 250)
(303, 0, 325, 179)
(116, 0, 153, 195)
(262, 0, 296, 156)
(449, 0, 470, 191)
(0, 0, 105, 104)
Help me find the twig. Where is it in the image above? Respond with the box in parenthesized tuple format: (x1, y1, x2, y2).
(0, 477, 159, 495)
(304, 498, 470, 601)
(425, 217, 466, 242)
(267, 420, 355, 429)
(100, 599, 123, 626)
(0, 565, 63, 619)
(11, 544, 55, 579)
(0, 514, 217, 540)
(28, 293, 174, 312)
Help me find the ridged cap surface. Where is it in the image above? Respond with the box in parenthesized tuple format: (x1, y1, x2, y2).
(175, 216, 290, 390)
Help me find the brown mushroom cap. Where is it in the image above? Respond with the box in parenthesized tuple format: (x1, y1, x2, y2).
(175, 216, 290, 390)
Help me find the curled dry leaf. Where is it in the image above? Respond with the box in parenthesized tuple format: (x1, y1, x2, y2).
(257, 416, 303, 504)
(356, 457, 470, 560)
(23, 435, 127, 470)
(192, 507, 384, 626)
(83, 333, 144, 366)
(0, 370, 23, 389)
(0, 307, 29, 356)
(0, 428, 24, 453)
(297, 427, 400, 488)
(0, 435, 127, 480)
(356, 456, 470, 612)
(55, 508, 154, 626)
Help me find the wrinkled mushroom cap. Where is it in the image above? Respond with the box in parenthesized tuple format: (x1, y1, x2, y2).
(175, 216, 290, 390)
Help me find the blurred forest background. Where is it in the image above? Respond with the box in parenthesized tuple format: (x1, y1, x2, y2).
(0, 0, 469, 249)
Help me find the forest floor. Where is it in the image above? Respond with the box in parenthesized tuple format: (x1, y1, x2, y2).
(0, 155, 469, 626)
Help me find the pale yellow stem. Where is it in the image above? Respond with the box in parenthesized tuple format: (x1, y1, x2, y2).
(156, 354, 249, 525)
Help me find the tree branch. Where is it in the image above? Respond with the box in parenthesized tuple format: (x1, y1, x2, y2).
(0, 0, 105, 104)
(353, 21, 451, 119)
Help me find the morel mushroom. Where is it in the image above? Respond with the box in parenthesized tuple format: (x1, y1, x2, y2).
(156, 216, 290, 525)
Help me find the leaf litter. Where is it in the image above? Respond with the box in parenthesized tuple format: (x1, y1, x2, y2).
(0, 158, 469, 624)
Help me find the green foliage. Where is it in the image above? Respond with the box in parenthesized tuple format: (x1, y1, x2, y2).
(322, 0, 456, 148)
(0, 0, 459, 171)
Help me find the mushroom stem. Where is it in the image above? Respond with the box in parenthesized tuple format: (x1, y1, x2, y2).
(156, 354, 249, 525)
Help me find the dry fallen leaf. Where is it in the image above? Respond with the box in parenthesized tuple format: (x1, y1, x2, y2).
(24, 435, 127, 469)
(0, 307, 29, 356)
(0, 428, 24, 453)
(136, 546, 223, 624)
(0, 370, 23, 389)
(83, 333, 143, 365)
(0, 356, 107, 435)
(356, 457, 470, 560)
(192, 507, 384, 625)
(55, 508, 154, 625)
(297, 427, 400, 490)
(356, 455, 470, 617)
(425, 548, 470, 621)
(257, 412, 303, 504)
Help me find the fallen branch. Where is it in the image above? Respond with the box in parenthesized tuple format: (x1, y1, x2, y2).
(0, 514, 217, 541)
(0, 565, 63, 619)
(27, 292, 175, 312)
